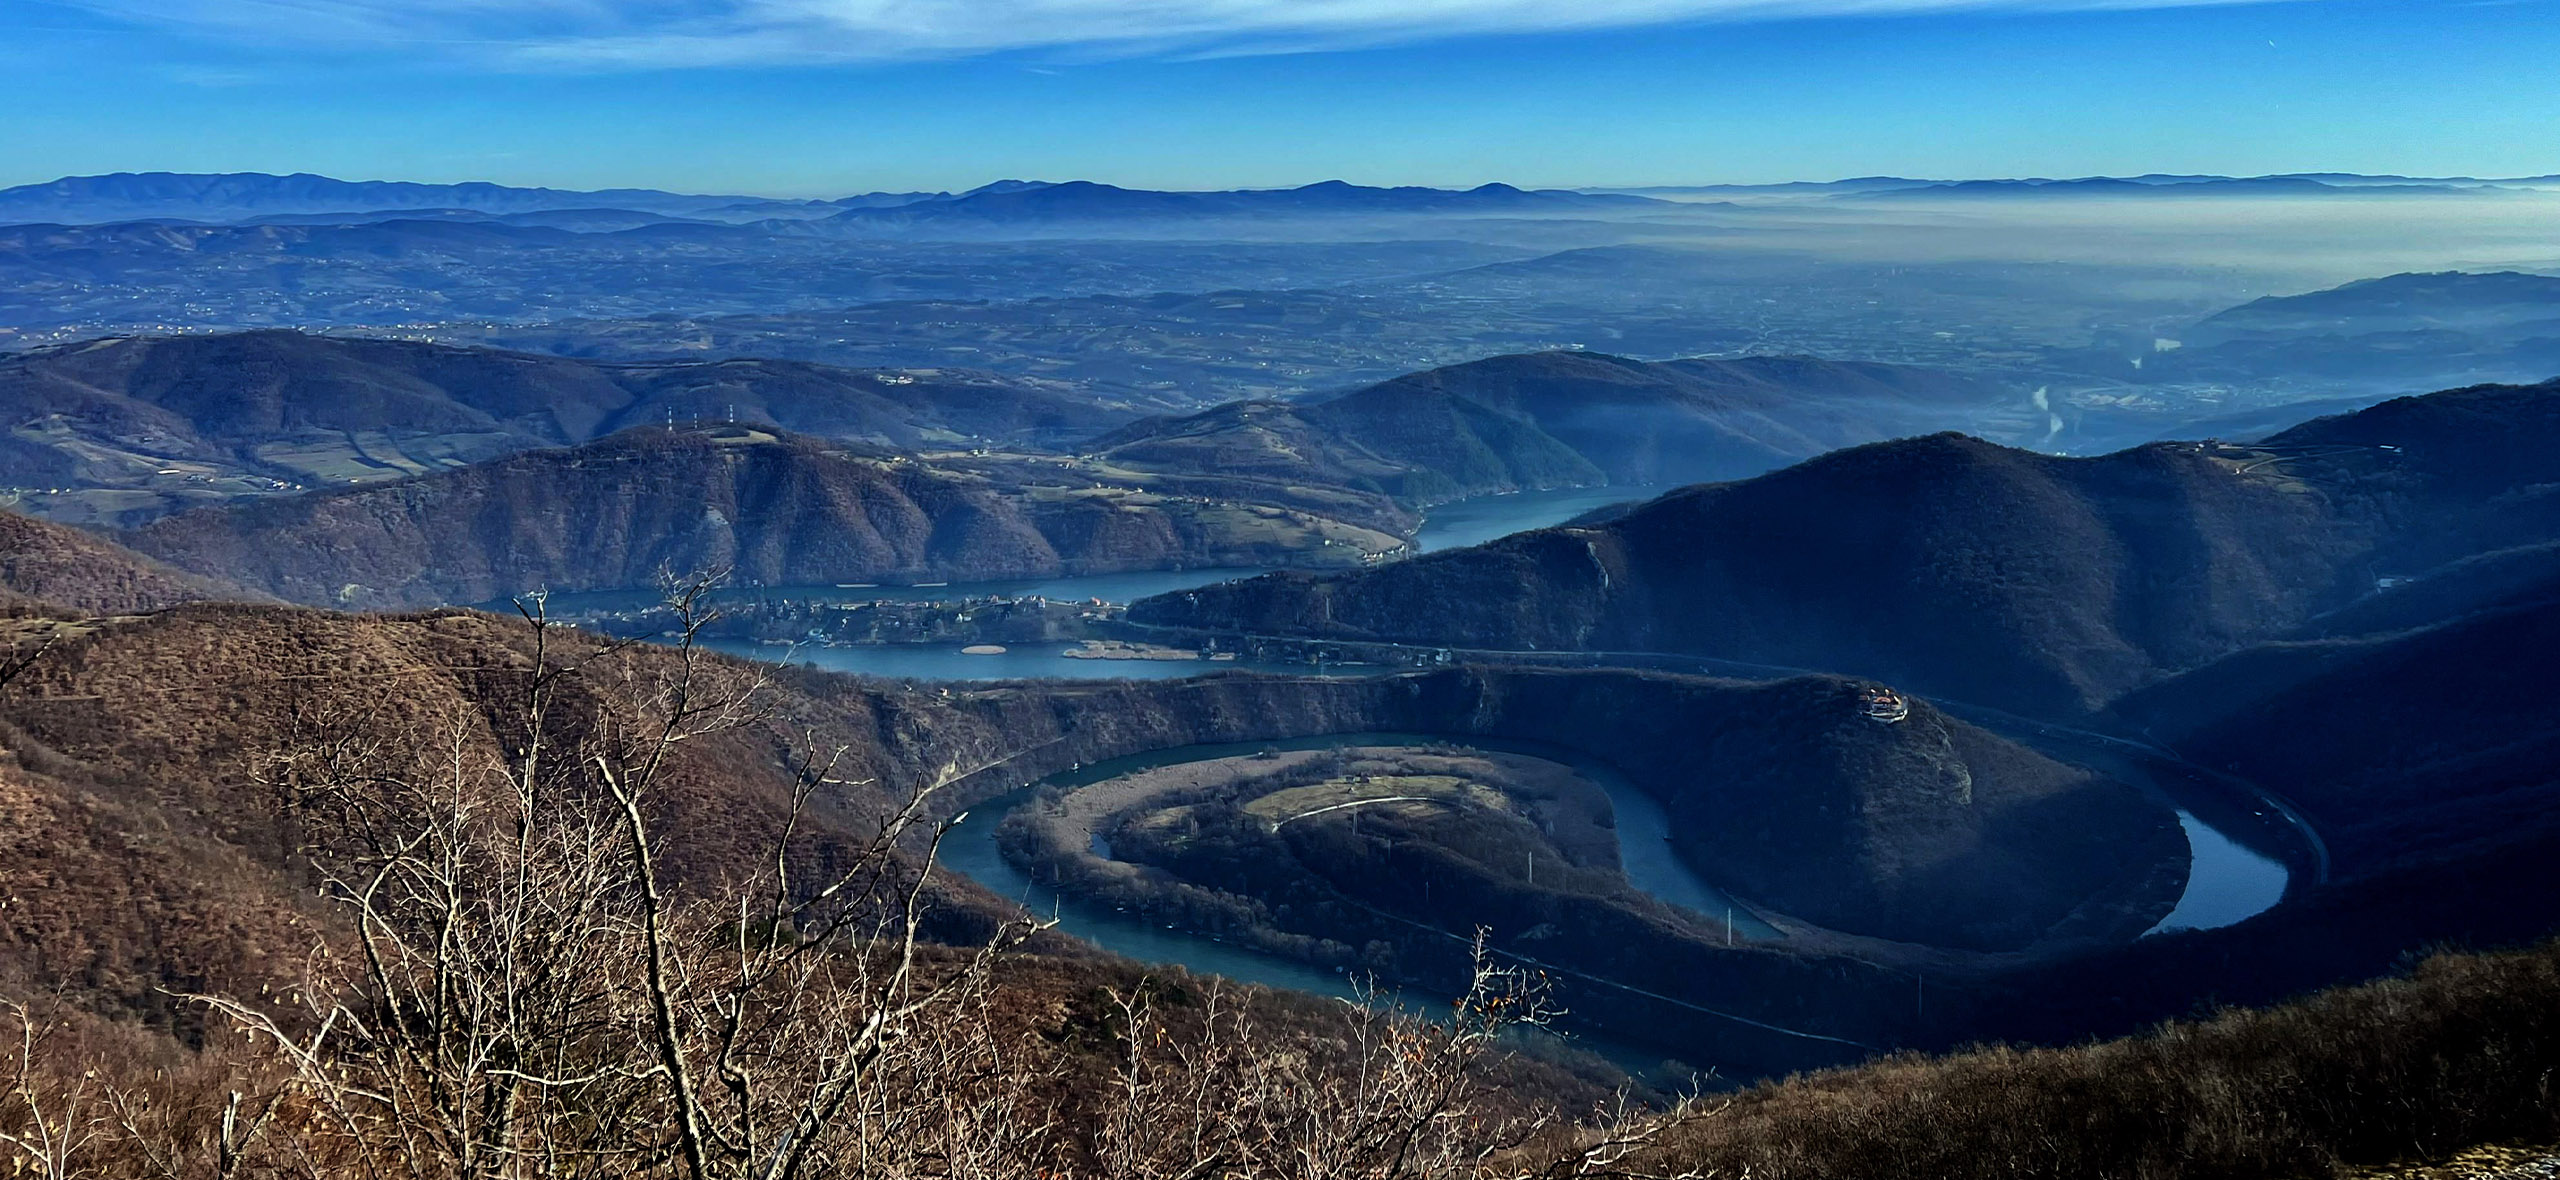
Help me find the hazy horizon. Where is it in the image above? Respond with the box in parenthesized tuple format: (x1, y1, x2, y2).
(5, 0, 2555, 195)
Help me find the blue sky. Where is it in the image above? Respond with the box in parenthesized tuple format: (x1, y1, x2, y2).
(2, 0, 2554, 195)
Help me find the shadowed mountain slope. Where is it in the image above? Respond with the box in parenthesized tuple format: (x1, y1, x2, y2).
(119, 425, 1397, 609)
(1093, 350, 2011, 504)
(2116, 572, 2560, 879)
(1135, 378, 2560, 716)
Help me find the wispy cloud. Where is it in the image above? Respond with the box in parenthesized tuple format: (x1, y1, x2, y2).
(58, 0, 2314, 67)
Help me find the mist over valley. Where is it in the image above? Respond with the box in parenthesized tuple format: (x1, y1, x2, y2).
(5, 5, 2560, 1170)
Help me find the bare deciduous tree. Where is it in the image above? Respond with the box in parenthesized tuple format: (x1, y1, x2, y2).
(11, 575, 1709, 1179)
(174, 581, 1042, 1179)
(1097, 934, 1715, 1180)
(2, 997, 110, 1180)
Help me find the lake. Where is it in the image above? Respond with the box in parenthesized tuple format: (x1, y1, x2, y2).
(538, 485, 1645, 616)
(706, 639, 1371, 682)
(689, 486, 1651, 682)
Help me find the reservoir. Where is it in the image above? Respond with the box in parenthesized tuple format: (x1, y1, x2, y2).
(2147, 812, 2290, 934)
(686, 479, 2296, 1041)
(533, 484, 1652, 626)
(1412, 486, 1651, 552)
(708, 639, 1373, 682)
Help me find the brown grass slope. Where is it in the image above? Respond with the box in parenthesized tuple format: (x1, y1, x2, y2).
(0, 602, 1276, 1042)
(0, 605, 2175, 1052)
(3, 604, 2558, 1179)
(1631, 940, 2560, 1180)
(0, 508, 250, 613)
(0, 606, 798, 1018)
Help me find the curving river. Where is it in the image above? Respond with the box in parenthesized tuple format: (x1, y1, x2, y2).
(935, 731, 1754, 1074)
(676, 482, 2301, 1068)
(2148, 812, 2290, 934)
(940, 732, 1777, 975)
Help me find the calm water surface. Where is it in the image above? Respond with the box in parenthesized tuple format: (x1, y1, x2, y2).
(1413, 486, 1650, 553)
(2147, 812, 2290, 934)
(541, 485, 1650, 623)
(937, 732, 1724, 1073)
(705, 639, 1368, 682)
(694, 483, 2287, 1046)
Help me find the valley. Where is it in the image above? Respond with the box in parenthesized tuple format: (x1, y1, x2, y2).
(5, 161, 2560, 1178)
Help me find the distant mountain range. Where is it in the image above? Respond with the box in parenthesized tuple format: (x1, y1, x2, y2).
(0, 172, 1661, 229)
(1850, 176, 2525, 200)
(2130, 270, 2560, 391)
(810, 180, 1663, 231)
(1608, 173, 2560, 198)
(9, 170, 2548, 230)
(0, 171, 783, 224)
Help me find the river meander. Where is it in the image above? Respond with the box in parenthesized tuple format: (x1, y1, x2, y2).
(943, 732, 1778, 964)
(682, 483, 2297, 1067)
(937, 731, 1755, 1074)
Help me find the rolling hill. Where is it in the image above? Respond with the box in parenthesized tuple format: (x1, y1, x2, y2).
(1133, 377, 2560, 716)
(1092, 350, 2013, 504)
(118, 425, 1404, 609)
(0, 509, 250, 614)
(0, 331, 1127, 524)
(2141, 271, 2560, 390)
